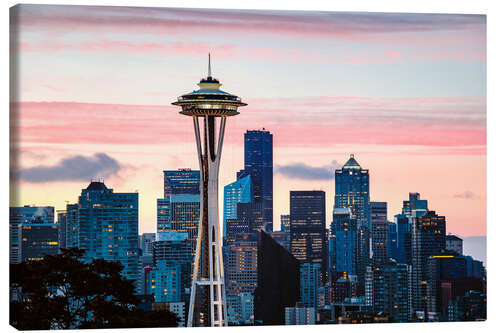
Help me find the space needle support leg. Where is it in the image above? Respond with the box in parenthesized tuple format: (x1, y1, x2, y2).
(188, 115, 204, 328)
(214, 116, 227, 326)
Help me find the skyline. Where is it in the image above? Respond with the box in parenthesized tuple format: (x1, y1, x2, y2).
(10, 4, 486, 238)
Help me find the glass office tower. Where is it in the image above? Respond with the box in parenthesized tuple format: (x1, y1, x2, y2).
(66, 181, 139, 289)
(290, 190, 326, 281)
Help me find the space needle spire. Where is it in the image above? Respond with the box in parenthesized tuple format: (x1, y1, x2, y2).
(208, 53, 212, 78)
(172, 56, 247, 327)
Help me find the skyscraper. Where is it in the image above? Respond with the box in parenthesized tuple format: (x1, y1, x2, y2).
(226, 233, 258, 296)
(290, 191, 327, 281)
(10, 206, 54, 263)
(403, 192, 428, 218)
(57, 210, 69, 249)
(394, 214, 412, 265)
(365, 261, 411, 322)
(148, 232, 195, 325)
(426, 254, 467, 315)
(239, 129, 273, 230)
(254, 231, 300, 326)
(334, 154, 370, 228)
(157, 194, 200, 240)
(370, 201, 388, 265)
(331, 208, 357, 276)
(300, 263, 321, 309)
(334, 155, 370, 283)
(163, 169, 200, 197)
(66, 181, 139, 289)
(412, 210, 446, 313)
(223, 175, 252, 238)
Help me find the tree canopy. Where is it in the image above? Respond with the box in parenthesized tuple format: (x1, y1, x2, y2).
(10, 248, 179, 330)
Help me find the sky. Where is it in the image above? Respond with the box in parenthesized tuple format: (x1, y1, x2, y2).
(10, 5, 486, 243)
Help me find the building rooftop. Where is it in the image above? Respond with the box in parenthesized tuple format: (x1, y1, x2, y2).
(86, 181, 108, 191)
(343, 154, 361, 169)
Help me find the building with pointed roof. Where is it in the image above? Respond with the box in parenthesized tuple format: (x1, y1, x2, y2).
(334, 154, 370, 284)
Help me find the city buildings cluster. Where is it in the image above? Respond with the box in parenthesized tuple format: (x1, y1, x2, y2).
(9, 129, 486, 326)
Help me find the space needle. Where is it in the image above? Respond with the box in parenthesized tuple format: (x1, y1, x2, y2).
(172, 54, 247, 327)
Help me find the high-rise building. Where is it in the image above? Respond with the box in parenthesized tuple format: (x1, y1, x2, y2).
(140, 233, 156, 256)
(300, 263, 321, 309)
(331, 208, 357, 276)
(254, 231, 300, 326)
(239, 129, 273, 230)
(157, 194, 200, 239)
(66, 181, 139, 289)
(223, 175, 252, 238)
(412, 210, 446, 313)
(427, 254, 467, 315)
(445, 235, 463, 255)
(10, 206, 54, 263)
(18, 218, 59, 262)
(403, 192, 428, 218)
(387, 222, 398, 261)
(147, 261, 183, 303)
(365, 261, 411, 322)
(281, 215, 290, 232)
(290, 191, 326, 281)
(163, 169, 200, 197)
(226, 233, 258, 296)
(370, 202, 388, 265)
(56, 210, 67, 249)
(334, 154, 369, 228)
(149, 232, 195, 326)
(394, 214, 411, 265)
(334, 155, 369, 283)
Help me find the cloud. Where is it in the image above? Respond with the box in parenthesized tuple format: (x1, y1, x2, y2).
(453, 191, 477, 200)
(275, 160, 342, 180)
(11, 5, 485, 46)
(15, 153, 122, 183)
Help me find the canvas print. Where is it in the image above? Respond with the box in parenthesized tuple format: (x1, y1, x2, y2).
(9, 4, 486, 329)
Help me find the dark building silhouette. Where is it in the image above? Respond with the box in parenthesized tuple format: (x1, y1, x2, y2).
(426, 254, 467, 315)
(290, 191, 327, 281)
(412, 210, 446, 313)
(254, 231, 300, 325)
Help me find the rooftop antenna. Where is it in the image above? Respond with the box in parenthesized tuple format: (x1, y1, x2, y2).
(208, 53, 211, 78)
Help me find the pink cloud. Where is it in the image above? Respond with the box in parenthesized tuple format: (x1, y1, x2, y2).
(13, 39, 485, 65)
(11, 98, 485, 150)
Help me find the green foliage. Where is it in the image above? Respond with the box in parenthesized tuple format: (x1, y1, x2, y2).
(10, 248, 179, 330)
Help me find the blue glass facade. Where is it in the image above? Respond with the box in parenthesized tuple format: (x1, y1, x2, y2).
(163, 169, 200, 197)
(330, 208, 357, 276)
(157, 194, 200, 240)
(239, 129, 273, 229)
(223, 175, 252, 238)
(67, 182, 139, 289)
(300, 263, 321, 310)
(334, 155, 369, 228)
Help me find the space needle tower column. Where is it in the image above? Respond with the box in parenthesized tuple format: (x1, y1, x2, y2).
(172, 55, 246, 327)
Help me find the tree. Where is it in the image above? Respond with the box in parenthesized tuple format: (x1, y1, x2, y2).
(10, 248, 179, 330)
